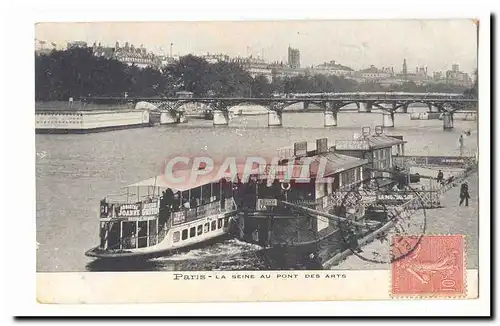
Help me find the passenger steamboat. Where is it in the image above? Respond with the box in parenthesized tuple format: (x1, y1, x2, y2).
(85, 171, 239, 259)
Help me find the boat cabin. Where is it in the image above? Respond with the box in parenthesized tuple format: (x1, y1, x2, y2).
(333, 126, 406, 181)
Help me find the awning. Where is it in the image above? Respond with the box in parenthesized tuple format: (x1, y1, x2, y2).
(125, 170, 227, 192)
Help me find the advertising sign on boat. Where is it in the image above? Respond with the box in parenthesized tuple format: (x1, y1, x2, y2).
(141, 202, 159, 216)
(172, 211, 186, 225)
(118, 203, 141, 217)
(256, 198, 278, 210)
(100, 200, 160, 219)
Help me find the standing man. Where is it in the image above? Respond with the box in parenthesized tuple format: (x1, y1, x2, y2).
(437, 170, 444, 185)
(459, 181, 470, 207)
(459, 134, 464, 157)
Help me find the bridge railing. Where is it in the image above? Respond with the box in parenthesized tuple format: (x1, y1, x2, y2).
(393, 155, 477, 168)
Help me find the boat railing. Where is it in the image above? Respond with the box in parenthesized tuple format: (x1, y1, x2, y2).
(103, 194, 161, 205)
(170, 197, 236, 226)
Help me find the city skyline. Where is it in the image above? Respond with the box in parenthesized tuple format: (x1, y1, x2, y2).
(35, 20, 478, 75)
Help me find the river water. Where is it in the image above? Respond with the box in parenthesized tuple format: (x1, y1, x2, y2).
(36, 107, 478, 272)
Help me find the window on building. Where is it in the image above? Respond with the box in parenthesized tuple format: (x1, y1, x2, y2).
(218, 218, 223, 229)
(173, 231, 180, 243)
(181, 229, 188, 240)
(211, 221, 217, 231)
(197, 225, 203, 236)
(224, 216, 229, 228)
(204, 223, 209, 233)
(190, 227, 196, 238)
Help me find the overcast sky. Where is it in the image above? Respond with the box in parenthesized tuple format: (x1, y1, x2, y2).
(35, 20, 478, 74)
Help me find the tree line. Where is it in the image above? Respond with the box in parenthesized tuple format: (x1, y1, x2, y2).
(35, 47, 476, 102)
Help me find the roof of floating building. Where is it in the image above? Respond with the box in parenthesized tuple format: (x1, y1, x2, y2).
(334, 127, 407, 151)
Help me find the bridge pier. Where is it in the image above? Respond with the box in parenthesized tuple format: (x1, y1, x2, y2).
(442, 112, 454, 130)
(358, 101, 372, 113)
(160, 110, 181, 124)
(268, 110, 283, 127)
(382, 111, 395, 128)
(324, 110, 338, 127)
(213, 110, 230, 126)
(178, 111, 187, 123)
(303, 102, 310, 110)
(396, 103, 409, 113)
(428, 103, 440, 113)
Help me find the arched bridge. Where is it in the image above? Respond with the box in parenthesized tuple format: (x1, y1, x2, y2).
(80, 92, 477, 129)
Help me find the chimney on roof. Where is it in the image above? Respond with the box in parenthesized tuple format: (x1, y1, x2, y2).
(361, 126, 371, 138)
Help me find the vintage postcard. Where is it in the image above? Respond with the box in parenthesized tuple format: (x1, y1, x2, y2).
(33, 17, 486, 309)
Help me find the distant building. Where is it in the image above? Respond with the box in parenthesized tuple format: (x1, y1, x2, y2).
(288, 46, 300, 69)
(312, 60, 354, 77)
(231, 56, 274, 82)
(161, 55, 179, 67)
(67, 41, 88, 49)
(394, 65, 431, 85)
(381, 67, 395, 77)
(201, 53, 231, 64)
(445, 64, 472, 87)
(356, 65, 392, 80)
(91, 41, 162, 69)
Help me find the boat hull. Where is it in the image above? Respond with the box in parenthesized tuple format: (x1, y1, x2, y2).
(86, 211, 238, 260)
(85, 232, 233, 260)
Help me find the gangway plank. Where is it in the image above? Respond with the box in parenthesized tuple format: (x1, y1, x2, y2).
(279, 200, 374, 228)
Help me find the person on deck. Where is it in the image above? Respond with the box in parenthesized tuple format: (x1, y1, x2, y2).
(459, 134, 464, 157)
(437, 170, 444, 185)
(172, 193, 180, 211)
(459, 181, 470, 207)
(189, 196, 198, 209)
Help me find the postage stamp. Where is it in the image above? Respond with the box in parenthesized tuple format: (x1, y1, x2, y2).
(391, 235, 465, 297)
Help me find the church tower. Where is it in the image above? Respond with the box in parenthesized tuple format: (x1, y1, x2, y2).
(402, 58, 408, 80)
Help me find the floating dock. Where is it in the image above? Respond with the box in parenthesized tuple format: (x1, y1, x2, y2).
(35, 109, 152, 134)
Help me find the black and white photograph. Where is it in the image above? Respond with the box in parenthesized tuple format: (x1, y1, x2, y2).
(27, 14, 489, 307)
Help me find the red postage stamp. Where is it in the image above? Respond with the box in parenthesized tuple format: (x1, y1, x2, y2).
(391, 235, 465, 297)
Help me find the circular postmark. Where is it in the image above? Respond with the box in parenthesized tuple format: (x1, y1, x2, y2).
(334, 175, 427, 264)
